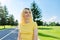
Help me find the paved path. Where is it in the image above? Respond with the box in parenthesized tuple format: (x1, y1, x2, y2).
(0, 27, 18, 40)
(0, 27, 40, 40)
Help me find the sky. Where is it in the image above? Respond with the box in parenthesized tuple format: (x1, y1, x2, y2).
(0, 0, 60, 23)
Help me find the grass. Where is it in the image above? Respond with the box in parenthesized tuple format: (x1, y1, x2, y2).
(0, 25, 16, 30)
(0, 25, 60, 40)
(38, 26, 60, 40)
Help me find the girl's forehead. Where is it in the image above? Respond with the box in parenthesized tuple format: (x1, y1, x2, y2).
(24, 9, 30, 12)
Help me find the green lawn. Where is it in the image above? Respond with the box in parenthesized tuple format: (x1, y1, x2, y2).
(38, 26, 60, 40)
(0, 25, 16, 30)
(0, 25, 60, 40)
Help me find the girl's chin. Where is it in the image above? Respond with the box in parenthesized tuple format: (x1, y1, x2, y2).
(25, 17, 30, 19)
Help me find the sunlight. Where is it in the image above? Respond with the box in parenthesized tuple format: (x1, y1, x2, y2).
(0, 0, 6, 5)
(0, 0, 6, 3)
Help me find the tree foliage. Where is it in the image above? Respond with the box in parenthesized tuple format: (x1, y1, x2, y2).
(31, 1, 42, 26)
(0, 3, 18, 27)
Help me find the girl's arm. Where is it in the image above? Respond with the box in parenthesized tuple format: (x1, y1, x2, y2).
(17, 31, 20, 40)
(34, 28, 38, 40)
(17, 31, 21, 40)
(17, 25, 21, 40)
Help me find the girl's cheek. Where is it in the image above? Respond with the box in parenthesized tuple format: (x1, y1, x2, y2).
(24, 14, 30, 18)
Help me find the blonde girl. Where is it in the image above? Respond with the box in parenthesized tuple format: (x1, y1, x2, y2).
(18, 8, 38, 40)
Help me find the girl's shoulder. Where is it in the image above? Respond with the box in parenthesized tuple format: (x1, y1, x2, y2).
(33, 22, 37, 29)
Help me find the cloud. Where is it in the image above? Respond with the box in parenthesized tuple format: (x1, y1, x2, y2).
(48, 16, 57, 22)
(0, 0, 11, 5)
(42, 16, 57, 23)
(0, 0, 5, 2)
(0, 0, 6, 5)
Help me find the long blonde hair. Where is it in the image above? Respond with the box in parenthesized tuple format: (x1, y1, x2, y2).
(20, 8, 34, 25)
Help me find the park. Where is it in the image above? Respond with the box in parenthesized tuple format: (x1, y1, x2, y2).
(0, 0, 60, 40)
(0, 26, 60, 40)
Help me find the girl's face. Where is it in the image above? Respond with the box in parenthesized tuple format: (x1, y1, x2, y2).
(23, 9, 31, 19)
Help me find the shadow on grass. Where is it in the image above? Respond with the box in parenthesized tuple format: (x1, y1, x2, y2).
(0, 28, 12, 30)
(38, 33, 60, 39)
(0, 28, 7, 30)
(38, 28, 52, 30)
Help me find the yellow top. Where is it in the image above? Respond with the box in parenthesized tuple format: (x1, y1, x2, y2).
(19, 8, 37, 40)
(19, 22, 37, 40)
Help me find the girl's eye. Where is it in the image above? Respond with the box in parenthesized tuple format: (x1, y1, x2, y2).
(24, 11, 31, 14)
(25, 12, 28, 14)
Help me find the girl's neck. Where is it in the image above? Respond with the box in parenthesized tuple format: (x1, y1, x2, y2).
(25, 19, 30, 24)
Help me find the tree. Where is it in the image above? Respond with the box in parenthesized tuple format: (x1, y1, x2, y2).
(14, 20, 18, 26)
(0, 3, 4, 25)
(0, 3, 18, 26)
(36, 20, 43, 26)
(56, 22, 60, 26)
(49, 22, 56, 26)
(0, 3, 6, 28)
(3, 5, 8, 25)
(43, 22, 48, 26)
(6, 17, 11, 25)
(8, 15, 15, 26)
(0, 5, 8, 28)
(31, 1, 42, 26)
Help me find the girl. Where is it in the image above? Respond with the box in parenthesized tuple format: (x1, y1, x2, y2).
(18, 8, 38, 40)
